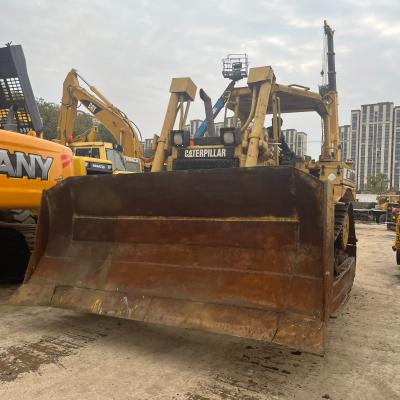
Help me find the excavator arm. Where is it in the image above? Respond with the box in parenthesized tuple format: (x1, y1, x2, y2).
(58, 69, 143, 160)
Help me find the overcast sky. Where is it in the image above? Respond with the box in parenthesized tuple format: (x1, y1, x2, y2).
(3, 0, 400, 157)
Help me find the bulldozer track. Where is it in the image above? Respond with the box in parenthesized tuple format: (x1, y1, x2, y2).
(334, 202, 348, 242)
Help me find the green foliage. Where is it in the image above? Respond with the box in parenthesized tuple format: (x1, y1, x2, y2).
(98, 124, 117, 144)
(36, 98, 59, 139)
(365, 174, 390, 195)
(74, 112, 93, 138)
(36, 98, 114, 142)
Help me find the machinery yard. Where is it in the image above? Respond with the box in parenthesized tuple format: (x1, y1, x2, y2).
(1, 4, 399, 398)
(0, 223, 399, 400)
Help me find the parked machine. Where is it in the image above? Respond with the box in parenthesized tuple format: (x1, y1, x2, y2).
(387, 201, 400, 231)
(14, 22, 356, 354)
(353, 194, 399, 224)
(392, 214, 400, 264)
(57, 69, 144, 172)
(0, 44, 112, 282)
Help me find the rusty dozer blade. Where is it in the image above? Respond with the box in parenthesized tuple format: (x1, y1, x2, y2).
(13, 167, 355, 354)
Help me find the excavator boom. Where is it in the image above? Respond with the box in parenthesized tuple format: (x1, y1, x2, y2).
(58, 69, 143, 162)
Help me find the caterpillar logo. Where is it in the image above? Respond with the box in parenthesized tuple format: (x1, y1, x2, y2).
(0, 149, 53, 180)
(178, 147, 235, 159)
(184, 148, 227, 158)
(81, 99, 102, 114)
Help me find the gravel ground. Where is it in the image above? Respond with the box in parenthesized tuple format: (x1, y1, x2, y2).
(0, 223, 399, 400)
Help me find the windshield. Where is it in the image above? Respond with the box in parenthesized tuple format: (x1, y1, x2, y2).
(125, 160, 141, 173)
(106, 148, 126, 171)
(74, 147, 100, 159)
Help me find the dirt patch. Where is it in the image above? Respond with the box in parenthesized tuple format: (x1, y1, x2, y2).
(0, 328, 110, 382)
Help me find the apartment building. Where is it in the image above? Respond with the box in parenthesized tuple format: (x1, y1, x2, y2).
(355, 102, 394, 190)
(281, 129, 308, 157)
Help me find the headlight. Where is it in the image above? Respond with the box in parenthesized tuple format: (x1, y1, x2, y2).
(85, 161, 89, 167)
(222, 130, 235, 145)
(220, 127, 239, 146)
(173, 132, 183, 146)
(170, 130, 188, 147)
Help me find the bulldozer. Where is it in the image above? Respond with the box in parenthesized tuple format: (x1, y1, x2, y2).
(13, 21, 356, 354)
(57, 69, 144, 173)
(0, 44, 113, 282)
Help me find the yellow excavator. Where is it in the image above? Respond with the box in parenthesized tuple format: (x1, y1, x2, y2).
(57, 69, 144, 173)
(0, 44, 113, 282)
(14, 22, 356, 354)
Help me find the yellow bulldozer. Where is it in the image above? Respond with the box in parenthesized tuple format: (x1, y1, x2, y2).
(14, 21, 356, 354)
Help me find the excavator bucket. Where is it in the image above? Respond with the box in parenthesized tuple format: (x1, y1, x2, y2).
(13, 167, 354, 354)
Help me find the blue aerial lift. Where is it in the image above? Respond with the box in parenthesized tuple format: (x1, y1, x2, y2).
(194, 54, 248, 138)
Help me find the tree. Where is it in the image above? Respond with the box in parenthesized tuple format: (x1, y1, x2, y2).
(365, 173, 390, 195)
(36, 98, 59, 140)
(36, 98, 114, 142)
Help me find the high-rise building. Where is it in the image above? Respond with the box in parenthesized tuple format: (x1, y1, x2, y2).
(296, 132, 307, 158)
(339, 125, 351, 161)
(141, 138, 154, 157)
(356, 102, 394, 191)
(190, 119, 202, 135)
(213, 122, 224, 136)
(184, 117, 238, 137)
(339, 114, 359, 170)
(225, 116, 237, 128)
(350, 110, 360, 170)
(281, 129, 308, 157)
(282, 129, 296, 151)
(391, 106, 400, 190)
(340, 102, 400, 192)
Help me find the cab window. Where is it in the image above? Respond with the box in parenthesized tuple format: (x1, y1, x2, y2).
(125, 160, 141, 173)
(75, 147, 100, 159)
(106, 149, 126, 171)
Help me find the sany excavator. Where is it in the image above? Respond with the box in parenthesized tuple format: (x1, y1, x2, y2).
(14, 22, 356, 354)
(57, 69, 144, 173)
(0, 44, 113, 282)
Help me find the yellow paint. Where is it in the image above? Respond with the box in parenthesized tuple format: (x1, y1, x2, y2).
(91, 298, 103, 314)
(0, 129, 74, 209)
